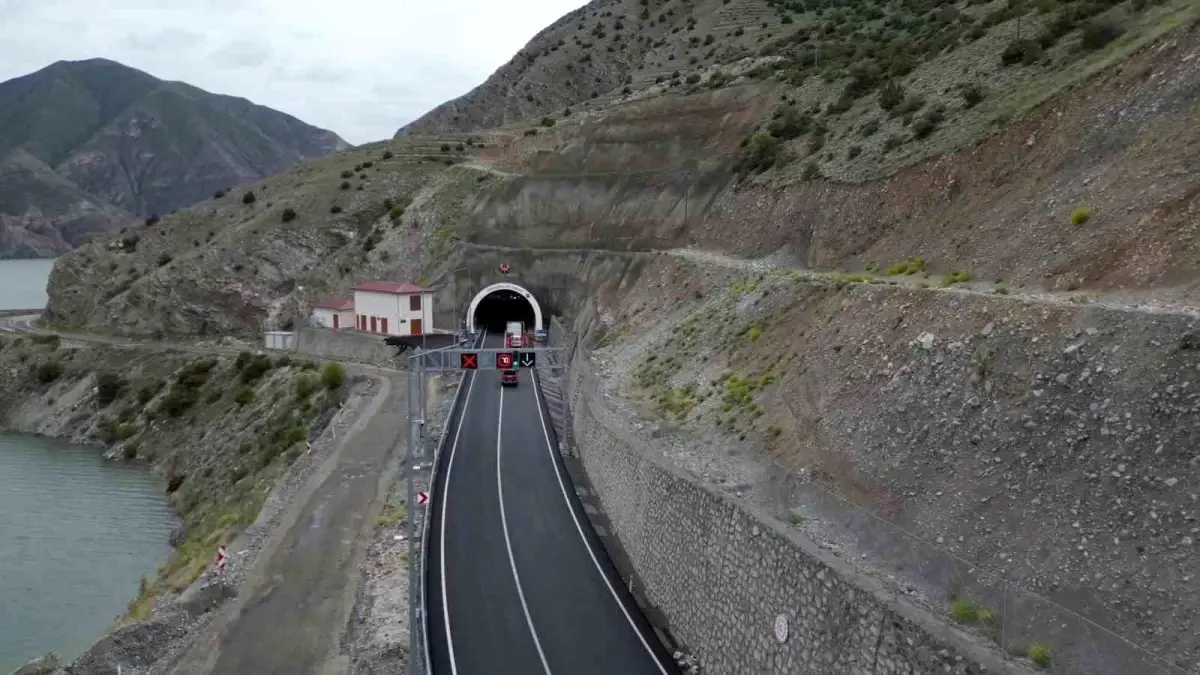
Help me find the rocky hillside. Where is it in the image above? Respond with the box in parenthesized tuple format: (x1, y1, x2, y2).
(0, 58, 350, 258)
(35, 6, 1200, 673)
(0, 333, 347, 633)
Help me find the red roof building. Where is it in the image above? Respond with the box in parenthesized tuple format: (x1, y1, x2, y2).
(352, 280, 433, 336)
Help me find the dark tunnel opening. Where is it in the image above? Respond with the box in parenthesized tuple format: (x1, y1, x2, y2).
(473, 289, 537, 332)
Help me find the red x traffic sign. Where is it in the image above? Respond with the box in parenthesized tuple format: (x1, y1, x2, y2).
(460, 352, 478, 369)
(417, 491, 429, 505)
(495, 351, 514, 369)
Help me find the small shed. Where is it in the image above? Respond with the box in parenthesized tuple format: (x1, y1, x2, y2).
(264, 331, 296, 350)
(312, 297, 354, 330)
(352, 280, 434, 336)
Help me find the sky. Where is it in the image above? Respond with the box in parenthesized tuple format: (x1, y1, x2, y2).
(0, 0, 590, 145)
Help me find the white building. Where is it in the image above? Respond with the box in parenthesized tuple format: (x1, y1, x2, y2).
(311, 297, 354, 330)
(352, 281, 434, 336)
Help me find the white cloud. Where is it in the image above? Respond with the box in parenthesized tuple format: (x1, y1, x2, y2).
(0, 0, 590, 145)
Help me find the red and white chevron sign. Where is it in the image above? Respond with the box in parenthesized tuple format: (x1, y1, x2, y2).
(215, 544, 227, 574)
(417, 491, 429, 505)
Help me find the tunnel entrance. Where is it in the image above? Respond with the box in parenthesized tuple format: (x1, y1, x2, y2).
(466, 282, 543, 333)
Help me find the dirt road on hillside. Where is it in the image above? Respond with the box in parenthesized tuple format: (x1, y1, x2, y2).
(168, 371, 406, 675)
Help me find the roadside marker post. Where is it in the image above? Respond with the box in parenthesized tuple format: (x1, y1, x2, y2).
(215, 544, 227, 575)
(404, 340, 564, 675)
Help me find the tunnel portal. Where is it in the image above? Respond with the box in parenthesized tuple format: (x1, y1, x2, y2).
(466, 282, 543, 333)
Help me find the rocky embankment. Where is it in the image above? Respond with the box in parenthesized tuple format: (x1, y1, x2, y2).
(572, 253, 1199, 674)
(0, 333, 354, 673)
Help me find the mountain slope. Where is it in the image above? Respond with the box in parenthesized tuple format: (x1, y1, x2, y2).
(0, 150, 132, 258)
(0, 58, 351, 258)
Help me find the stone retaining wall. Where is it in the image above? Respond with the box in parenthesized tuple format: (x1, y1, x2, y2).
(567, 360, 1031, 675)
(293, 327, 399, 368)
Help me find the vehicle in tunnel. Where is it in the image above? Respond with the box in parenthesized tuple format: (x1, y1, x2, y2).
(473, 288, 537, 332)
(500, 369, 519, 387)
(505, 320, 525, 347)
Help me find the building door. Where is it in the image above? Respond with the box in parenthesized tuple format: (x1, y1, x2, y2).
(370, 316, 378, 332)
(410, 319, 422, 335)
(332, 314, 340, 330)
(380, 318, 389, 334)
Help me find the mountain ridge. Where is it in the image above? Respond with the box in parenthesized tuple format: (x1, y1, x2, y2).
(0, 58, 351, 259)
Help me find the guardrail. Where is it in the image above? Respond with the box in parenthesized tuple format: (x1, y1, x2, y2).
(416, 331, 483, 675)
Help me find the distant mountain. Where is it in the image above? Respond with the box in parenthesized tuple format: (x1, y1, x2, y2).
(0, 58, 351, 258)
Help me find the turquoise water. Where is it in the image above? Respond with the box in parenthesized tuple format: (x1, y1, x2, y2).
(0, 433, 172, 671)
(0, 258, 55, 310)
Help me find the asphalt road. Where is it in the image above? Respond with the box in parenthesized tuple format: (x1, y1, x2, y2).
(426, 331, 676, 675)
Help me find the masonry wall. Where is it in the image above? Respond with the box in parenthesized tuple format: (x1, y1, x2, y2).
(293, 327, 398, 367)
(565, 357, 1030, 675)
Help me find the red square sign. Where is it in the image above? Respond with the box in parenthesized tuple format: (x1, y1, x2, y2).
(495, 352, 514, 369)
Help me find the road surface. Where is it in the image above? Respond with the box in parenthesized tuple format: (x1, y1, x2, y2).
(426, 331, 676, 675)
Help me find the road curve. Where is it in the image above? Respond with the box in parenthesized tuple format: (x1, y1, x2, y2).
(426, 331, 677, 675)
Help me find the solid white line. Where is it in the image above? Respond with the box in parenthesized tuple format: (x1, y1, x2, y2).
(496, 385, 554, 674)
(437, 331, 484, 675)
(531, 375, 671, 674)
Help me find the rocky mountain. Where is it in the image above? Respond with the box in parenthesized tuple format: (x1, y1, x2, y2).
(0, 58, 350, 258)
(39, 0, 1200, 671)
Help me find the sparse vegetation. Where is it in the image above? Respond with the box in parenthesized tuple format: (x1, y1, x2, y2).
(281, 208, 297, 223)
(1070, 206, 1092, 225)
(320, 363, 344, 390)
(242, 191, 256, 205)
(35, 359, 64, 383)
(1027, 642, 1052, 668)
(950, 599, 994, 624)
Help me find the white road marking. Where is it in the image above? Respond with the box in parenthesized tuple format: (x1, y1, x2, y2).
(437, 332, 483, 675)
(496, 385, 553, 674)
(531, 375, 672, 674)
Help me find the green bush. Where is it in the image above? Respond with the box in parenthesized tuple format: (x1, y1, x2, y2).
(234, 386, 254, 405)
(281, 208, 297, 223)
(294, 374, 318, 400)
(340, 169, 353, 178)
(330, 205, 343, 214)
(340, 181, 351, 190)
(96, 372, 126, 406)
(1070, 207, 1091, 225)
(116, 423, 135, 440)
(242, 191, 256, 205)
(1028, 642, 1052, 668)
(389, 205, 405, 222)
(961, 83, 985, 108)
(36, 360, 64, 383)
(382, 150, 394, 159)
(320, 363, 345, 390)
(1081, 17, 1121, 50)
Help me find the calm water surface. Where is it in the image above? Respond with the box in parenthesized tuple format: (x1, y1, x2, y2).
(0, 434, 171, 671)
(0, 258, 55, 310)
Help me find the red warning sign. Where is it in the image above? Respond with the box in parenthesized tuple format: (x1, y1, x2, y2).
(417, 491, 429, 505)
(460, 352, 478, 369)
(495, 352, 514, 369)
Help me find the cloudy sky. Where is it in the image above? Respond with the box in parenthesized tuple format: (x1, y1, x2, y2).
(0, 0, 589, 145)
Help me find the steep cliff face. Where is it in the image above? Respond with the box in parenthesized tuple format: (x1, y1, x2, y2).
(0, 58, 350, 258)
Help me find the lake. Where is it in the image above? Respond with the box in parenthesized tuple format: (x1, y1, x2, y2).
(0, 433, 171, 672)
(0, 258, 55, 310)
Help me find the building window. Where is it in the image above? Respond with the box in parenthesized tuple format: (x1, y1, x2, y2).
(410, 294, 421, 311)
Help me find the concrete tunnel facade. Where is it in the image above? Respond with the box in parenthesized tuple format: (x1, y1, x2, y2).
(465, 282, 544, 333)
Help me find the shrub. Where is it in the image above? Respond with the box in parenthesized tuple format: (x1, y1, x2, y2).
(1028, 642, 1052, 668)
(878, 80, 905, 110)
(281, 208, 297, 223)
(847, 145, 862, 159)
(157, 253, 172, 267)
(801, 162, 821, 180)
(389, 205, 405, 222)
(685, 73, 701, 84)
(961, 83, 985, 108)
(36, 360, 64, 383)
(361, 161, 373, 168)
(234, 386, 254, 405)
(330, 205, 343, 214)
(321, 363, 345, 390)
(767, 105, 810, 140)
(213, 190, 225, 199)
(382, 150, 394, 159)
(144, 214, 160, 227)
(440, 144, 450, 152)
(341, 169, 353, 178)
(1081, 17, 1122, 50)
(96, 372, 126, 406)
(1001, 39, 1042, 67)
(160, 388, 197, 417)
(294, 374, 318, 400)
(1070, 207, 1091, 225)
(242, 191, 256, 205)
(340, 181, 350, 190)
(116, 423, 135, 440)
(238, 353, 273, 383)
(733, 132, 784, 177)
(860, 119, 880, 137)
(912, 117, 937, 139)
